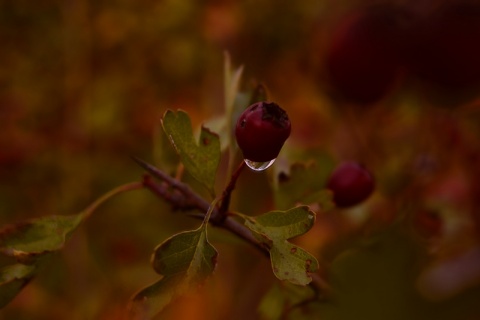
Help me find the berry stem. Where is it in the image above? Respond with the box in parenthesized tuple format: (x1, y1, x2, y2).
(218, 161, 247, 220)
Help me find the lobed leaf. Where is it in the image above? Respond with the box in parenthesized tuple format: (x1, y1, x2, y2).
(0, 212, 92, 308)
(0, 214, 84, 262)
(161, 110, 220, 195)
(245, 206, 319, 285)
(130, 225, 218, 319)
(247, 207, 316, 240)
(153, 123, 181, 176)
(270, 243, 319, 286)
(151, 229, 217, 280)
(224, 51, 244, 116)
(0, 182, 141, 309)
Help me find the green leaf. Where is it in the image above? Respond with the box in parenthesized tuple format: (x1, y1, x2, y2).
(0, 182, 141, 308)
(0, 214, 84, 263)
(245, 206, 319, 285)
(0, 264, 37, 308)
(203, 115, 229, 151)
(274, 159, 335, 211)
(161, 110, 220, 195)
(247, 208, 316, 240)
(153, 122, 180, 176)
(0, 214, 85, 307)
(224, 51, 244, 116)
(130, 225, 218, 319)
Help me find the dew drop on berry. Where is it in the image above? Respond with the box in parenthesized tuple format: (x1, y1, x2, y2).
(244, 159, 276, 171)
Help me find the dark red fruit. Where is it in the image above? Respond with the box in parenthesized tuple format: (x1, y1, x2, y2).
(325, 5, 407, 104)
(235, 102, 291, 162)
(327, 161, 375, 208)
(405, 3, 480, 90)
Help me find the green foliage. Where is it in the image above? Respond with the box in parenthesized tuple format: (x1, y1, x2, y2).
(130, 212, 217, 319)
(0, 214, 84, 308)
(274, 157, 335, 211)
(161, 110, 221, 195)
(0, 214, 84, 259)
(0, 264, 37, 308)
(244, 206, 319, 285)
(0, 182, 142, 312)
(0, 213, 85, 265)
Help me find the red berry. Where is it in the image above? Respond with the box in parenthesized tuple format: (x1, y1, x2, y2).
(325, 5, 406, 104)
(235, 102, 291, 162)
(327, 161, 375, 208)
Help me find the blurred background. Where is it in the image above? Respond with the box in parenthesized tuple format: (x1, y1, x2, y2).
(1, 0, 480, 319)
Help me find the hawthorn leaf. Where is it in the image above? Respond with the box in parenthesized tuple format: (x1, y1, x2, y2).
(130, 225, 218, 319)
(153, 123, 181, 176)
(161, 110, 220, 195)
(274, 159, 335, 211)
(224, 51, 244, 116)
(0, 214, 84, 306)
(0, 182, 141, 308)
(204, 115, 229, 151)
(0, 214, 84, 263)
(245, 206, 319, 285)
(0, 264, 36, 308)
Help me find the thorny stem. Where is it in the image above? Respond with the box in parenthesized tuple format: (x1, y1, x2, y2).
(135, 157, 330, 297)
(141, 175, 265, 252)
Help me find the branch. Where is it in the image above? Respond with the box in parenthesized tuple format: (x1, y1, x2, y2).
(135, 158, 329, 296)
(141, 172, 270, 259)
(218, 161, 246, 219)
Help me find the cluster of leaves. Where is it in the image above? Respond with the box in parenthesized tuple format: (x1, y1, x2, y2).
(0, 55, 333, 319)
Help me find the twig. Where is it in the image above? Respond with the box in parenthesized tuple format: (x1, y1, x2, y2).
(218, 161, 246, 220)
(135, 158, 328, 298)
(141, 172, 269, 259)
(83, 181, 144, 219)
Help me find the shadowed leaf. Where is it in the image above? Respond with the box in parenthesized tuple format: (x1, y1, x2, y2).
(0, 264, 37, 308)
(245, 206, 319, 285)
(0, 182, 141, 309)
(161, 110, 220, 195)
(130, 225, 217, 319)
(0, 214, 84, 263)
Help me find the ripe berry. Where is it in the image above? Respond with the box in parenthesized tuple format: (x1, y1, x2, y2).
(327, 161, 375, 208)
(324, 5, 406, 104)
(235, 102, 291, 162)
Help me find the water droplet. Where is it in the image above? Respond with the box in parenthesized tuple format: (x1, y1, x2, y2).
(244, 159, 276, 171)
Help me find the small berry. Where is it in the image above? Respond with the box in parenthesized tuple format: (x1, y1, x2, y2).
(327, 161, 375, 208)
(235, 102, 291, 162)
